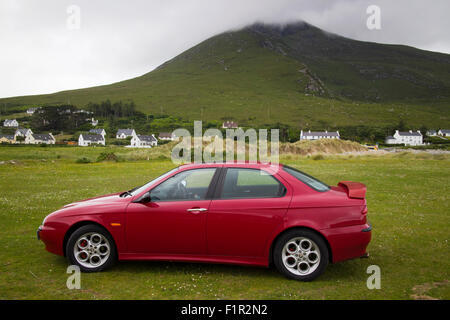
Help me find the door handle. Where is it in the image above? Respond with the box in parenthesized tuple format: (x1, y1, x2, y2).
(187, 208, 208, 213)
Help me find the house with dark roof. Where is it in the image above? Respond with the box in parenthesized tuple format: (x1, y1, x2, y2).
(14, 128, 33, 138)
(130, 134, 157, 148)
(116, 129, 136, 139)
(26, 107, 38, 114)
(222, 121, 239, 129)
(426, 130, 437, 137)
(0, 134, 16, 144)
(158, 132, 176, 141)
(78, 133, 105, 146)
(385, 130, 423, 146)
(89, 128, 106, 137)
(3, 119, 18, 127)
(300, 130, 340, 140)
(438, 129, 450, 137)
(25, 133, 55, 144)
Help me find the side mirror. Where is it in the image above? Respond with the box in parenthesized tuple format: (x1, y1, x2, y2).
(134, 192, 151, 204)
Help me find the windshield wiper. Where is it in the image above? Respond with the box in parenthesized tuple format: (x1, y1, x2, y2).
(119, 186, 140, 197)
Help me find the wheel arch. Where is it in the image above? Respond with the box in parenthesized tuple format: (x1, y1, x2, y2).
(268, 226, 333, 266)
(63, 220, 116, 257)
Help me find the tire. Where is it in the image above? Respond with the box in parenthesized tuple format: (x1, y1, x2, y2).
(273, 229, 329, 281)
(66, 224, 116, 272)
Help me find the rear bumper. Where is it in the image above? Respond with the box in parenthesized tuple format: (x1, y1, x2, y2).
(322, 222, 372, 263)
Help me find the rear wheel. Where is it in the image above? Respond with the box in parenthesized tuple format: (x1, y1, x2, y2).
(66, 225, 116, 272)
(274, 229, 329, 281)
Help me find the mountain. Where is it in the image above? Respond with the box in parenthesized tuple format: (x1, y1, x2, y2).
(1, 21, 449, 128)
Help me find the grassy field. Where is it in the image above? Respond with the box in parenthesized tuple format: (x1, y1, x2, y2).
(0, 146, 449, 299)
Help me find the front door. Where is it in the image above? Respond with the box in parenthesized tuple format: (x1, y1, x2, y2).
(126, 167, 218, 255)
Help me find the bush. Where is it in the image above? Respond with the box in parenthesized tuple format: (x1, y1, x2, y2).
(76, 157, 91, 164)
(96, 152, 118, 162)
(312, 154, 325, 160)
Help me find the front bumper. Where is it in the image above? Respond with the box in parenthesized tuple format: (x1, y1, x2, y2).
(36, 223, 64, 256)
(37, 225, 42, 240)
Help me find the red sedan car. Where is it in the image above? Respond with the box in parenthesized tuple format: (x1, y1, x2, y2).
(37, 162, 371, 281)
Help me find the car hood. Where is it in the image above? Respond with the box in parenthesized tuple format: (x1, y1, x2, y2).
(62, 192, 125, 209)
(43, 192, 130, 224)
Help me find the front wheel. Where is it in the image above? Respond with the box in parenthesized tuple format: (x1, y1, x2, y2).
(66, 225, 116, 272)
(273, 229, 329, 281)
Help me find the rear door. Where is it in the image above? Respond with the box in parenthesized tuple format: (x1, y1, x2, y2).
(206, 167, 292, 258)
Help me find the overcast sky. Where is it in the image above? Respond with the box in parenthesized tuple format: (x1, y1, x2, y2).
(1, 0, 449, 98)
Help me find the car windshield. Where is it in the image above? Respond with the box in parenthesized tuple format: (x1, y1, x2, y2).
(127, 167, 179, 196)
(283, 165, 330, 192)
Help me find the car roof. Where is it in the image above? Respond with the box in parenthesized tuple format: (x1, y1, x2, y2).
(178, 161, 285, 170)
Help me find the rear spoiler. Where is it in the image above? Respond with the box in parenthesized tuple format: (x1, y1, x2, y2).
(338, 181, 367, 199)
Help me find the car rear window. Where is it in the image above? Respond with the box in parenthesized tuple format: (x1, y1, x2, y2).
(283, 166, 330, 192)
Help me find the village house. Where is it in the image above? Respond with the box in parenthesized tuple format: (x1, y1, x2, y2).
(300, 130, 340, 140)
(385, 130, 423, 146)
(222, 121, 239, 129)
(158, 132, 176, 141)
(3, 119, 19, 127)
(14, 128, 33, 138)
(116, 129, 137, 139)
(0, 134, 16, 144)
(78, 133, 105, 147)
(89, 128, 106, 138)
(25, 133, 55, 145)
(90, 118, 99, 126)
(130, 134, 158, 148)
(438, 129, 450, 137)
(26, 107, 38, 115)
(426, 130, 437, 137)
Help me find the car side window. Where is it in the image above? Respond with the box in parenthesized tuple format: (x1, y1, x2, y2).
(150, 168, 216, 201)
(220, 168, 285, 199)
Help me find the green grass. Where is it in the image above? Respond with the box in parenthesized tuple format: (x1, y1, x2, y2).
(0, 146, 449, 299)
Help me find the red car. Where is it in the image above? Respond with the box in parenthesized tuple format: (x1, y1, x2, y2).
(37, 162, 371, 281)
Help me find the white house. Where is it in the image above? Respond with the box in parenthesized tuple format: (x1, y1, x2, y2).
(78, 134, 105, 146)
(438, 129, 450, 137)
(158, 132, 176, 141)
(14, 128, 33, 138)
(130, 134, 158, 148)
(90, 118, 99, 126)
(426, 130, 437, 137)
(25, 133, 55, 145)
(116, 129, 136, 139)
(89, 128, 106, 138)
(26, 107, 38, 114)
(300, 130, 340, 140)
(3, 119, 18, 127)
(385, 130, 423, 146)
(385, 136, 397, 144)
(222, 121, 239, 129)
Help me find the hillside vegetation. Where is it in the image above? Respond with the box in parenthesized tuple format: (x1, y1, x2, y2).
(0, 22, 449, 129)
